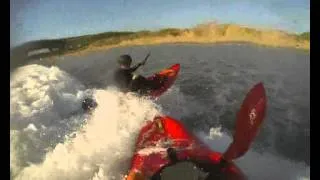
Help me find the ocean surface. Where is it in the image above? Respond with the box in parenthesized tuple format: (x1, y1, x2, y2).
(10, 43, 310, 180)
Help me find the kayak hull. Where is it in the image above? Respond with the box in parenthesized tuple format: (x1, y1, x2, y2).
(130, 116, 246, 180)
(146, 63, 180, 98)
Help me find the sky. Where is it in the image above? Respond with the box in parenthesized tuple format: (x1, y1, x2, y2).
(10, 0, 310, 47)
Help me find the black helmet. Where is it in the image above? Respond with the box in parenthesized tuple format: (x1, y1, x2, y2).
(82, 97, 98, 112)
(117, 54, 132, 67)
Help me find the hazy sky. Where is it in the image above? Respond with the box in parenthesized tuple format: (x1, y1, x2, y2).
(10, 0, 310, 46)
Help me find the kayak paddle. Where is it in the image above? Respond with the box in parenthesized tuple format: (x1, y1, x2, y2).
(141, 52, 151, 66)
(222, 82, 267, 161)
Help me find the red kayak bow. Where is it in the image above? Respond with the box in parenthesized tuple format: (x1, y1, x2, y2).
(127, 82, 267, 180)
(146, 63, 180, 98)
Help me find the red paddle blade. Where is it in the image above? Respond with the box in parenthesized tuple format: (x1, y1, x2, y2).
(223, 82, 267, 161)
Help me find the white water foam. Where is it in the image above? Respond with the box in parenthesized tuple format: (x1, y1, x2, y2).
(10, 64, 309, 180)
(10, 65, 162, 180)
(10, 64, 88, 130)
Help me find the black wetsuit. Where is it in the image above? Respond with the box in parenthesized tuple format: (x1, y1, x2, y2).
(113, 63, 146, 92)
(114, 63, 166, 95)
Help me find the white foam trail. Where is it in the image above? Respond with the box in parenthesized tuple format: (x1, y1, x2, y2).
(13, 90, 161, 180)
(11, 64, 91, 176)
(197, 128, 310, 180)
(10, 64, 88, 130)
(10, 64, 309, 180)
(10, 65, 162, 180)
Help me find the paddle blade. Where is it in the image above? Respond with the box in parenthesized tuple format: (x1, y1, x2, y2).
(223, 82, 267, 161)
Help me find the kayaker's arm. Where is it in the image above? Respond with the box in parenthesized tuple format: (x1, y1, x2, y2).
(129, 53, 150, 73)
(129, 63, 144, 73)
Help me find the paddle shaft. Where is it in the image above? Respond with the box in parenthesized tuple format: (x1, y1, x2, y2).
(141, 53, 151, 66)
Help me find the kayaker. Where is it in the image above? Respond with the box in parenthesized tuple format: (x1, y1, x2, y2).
(113, 54, 153, 94)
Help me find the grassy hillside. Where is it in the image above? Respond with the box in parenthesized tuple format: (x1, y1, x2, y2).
(68, 23, 309, 56)
(12, 22, 310, 60)
(296, 32, 310, 41)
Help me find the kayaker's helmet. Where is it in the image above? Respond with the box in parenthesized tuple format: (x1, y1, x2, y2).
(82, 97, 98, 112)
(117, 54, 132, 68)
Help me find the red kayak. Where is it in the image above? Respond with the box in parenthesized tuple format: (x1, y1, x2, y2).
(81, 64, 180, 112)
(145, 63, 180, 98)
(127, 82, 267, 180)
